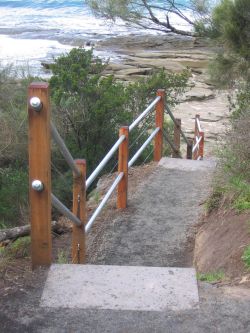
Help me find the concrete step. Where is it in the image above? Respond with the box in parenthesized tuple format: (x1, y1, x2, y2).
(40, 264, 199, 312)
(159, 157, 217, 172)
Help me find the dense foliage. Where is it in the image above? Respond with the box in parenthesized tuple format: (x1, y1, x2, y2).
(212, 0, 250, 60)
(0, 67, 32, 228)
(209, 0, 250, 88)
(50, 48, 188, 173)
(207, 0, 250, 212)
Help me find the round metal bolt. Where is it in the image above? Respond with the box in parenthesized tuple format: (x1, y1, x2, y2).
(31, 180, 44, 192)
(30, 97, 43, 112)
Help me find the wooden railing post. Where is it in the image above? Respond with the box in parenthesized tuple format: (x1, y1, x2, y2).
(117, 126, 129, 209)
(28, 82, 52, 269)
(72, 159, 86, 264)
(154, 89, 165, 162)
(173, 118, 181, 158)
(193, 114, 200, 160)
(199, 131, 205, 160)
(186, 139, 193, 160)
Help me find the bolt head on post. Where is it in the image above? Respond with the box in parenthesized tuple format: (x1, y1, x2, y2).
(30, 97, 42, 112)
(31, 180, 44, 192)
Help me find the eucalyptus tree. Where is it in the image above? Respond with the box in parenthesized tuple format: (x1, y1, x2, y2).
(86, 0, 213, 36)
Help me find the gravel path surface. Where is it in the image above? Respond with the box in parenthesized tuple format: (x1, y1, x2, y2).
(90, 158, 216, 267)
(1, 158, 250, 333)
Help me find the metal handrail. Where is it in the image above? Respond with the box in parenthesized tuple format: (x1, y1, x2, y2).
(85, 126, 160, 232)
(51, 94, 197, 233)
(51, 122, 81, 178)
(86, 135, 126, 190)
(129, 96, 161, 132)
(51, 93, 184, 234)
(196, 117, 202, 133)
(51, 193, 82, 226)
(163, 130, 178, 154)
(50, 96, 162, 234)
(165, 105, 190, 146)
(85, 172, 124, 232)
(128, 127, 160, 167)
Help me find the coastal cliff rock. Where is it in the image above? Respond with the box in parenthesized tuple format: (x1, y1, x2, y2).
(96, 34, 229, 155)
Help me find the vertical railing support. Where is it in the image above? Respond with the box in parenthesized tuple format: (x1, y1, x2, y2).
(173, 118, 181, 158)
(186, 139, 193, 160)
(72, 160, 86, 264)
(28, 82, 52, 269)
(193, 114, 200, 160)
(117, 126, 129, 209)
(154, 89, 165, 162)
(199, 131, 205, 160)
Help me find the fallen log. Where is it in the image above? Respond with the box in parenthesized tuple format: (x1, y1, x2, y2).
(0, 221, 66, 243)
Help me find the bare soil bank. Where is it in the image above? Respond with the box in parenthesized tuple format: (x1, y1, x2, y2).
(194, 209, 250, 285)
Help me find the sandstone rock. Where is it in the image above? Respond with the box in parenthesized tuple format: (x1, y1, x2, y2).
(181, 87, 215, 102)
(113, 68, 153, 77)
(95, 34, 229, 156)
(124, 57, 185, 73)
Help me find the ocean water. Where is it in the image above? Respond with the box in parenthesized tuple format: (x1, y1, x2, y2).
(0, 0, 192, 75)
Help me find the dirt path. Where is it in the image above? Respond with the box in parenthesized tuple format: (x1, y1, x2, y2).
(1, 158, 250, 332)
(88, 158, 215, 268)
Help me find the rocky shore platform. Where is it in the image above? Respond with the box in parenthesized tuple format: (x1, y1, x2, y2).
(95, 33, 229, 155)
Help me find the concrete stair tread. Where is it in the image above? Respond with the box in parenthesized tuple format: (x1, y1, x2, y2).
(159, 157, 217, 171)
(41, 264, 199, 312)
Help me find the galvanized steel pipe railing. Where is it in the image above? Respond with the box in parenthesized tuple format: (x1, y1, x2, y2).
(165, 105, 190, 146)
(163, 130, 179, 154)
(85, 172, 124, 233)
(128, 127, 160, 168)
(86, 135, 126, 190)
(50, 122, 81, 178)
(51, 193, 82, 227)
(196, 117, 202, 133)
(129, 96, 161, 132)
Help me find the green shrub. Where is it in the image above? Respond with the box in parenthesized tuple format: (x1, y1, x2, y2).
(56, 249, 69, 264)
(0, 236, 31, 259)
(242, 245, 250, 268)
(0, 167, 28, 227)
(50, 48, 188, 158)
(0, 67, 35, 167)
(229, 177, 250, 212)
(215, 109, 250, 212)
(207, 0, 250, 214)
(197, 271, 225, 283)
(205, 186, 224, 214)
(50, 48, 188, 189)
(0, 50, 189, 227)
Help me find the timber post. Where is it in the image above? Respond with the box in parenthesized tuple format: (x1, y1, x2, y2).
(72, 159, 86, 264)
(193, 114, 200, 160)
(28, 82, 52, 269)
(117, 126, 129, 209)
(199, 131, 205, 160)
(173, 118, 181, 158)
(186, 139, 193, 160)
(154, 89, 165, 162)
